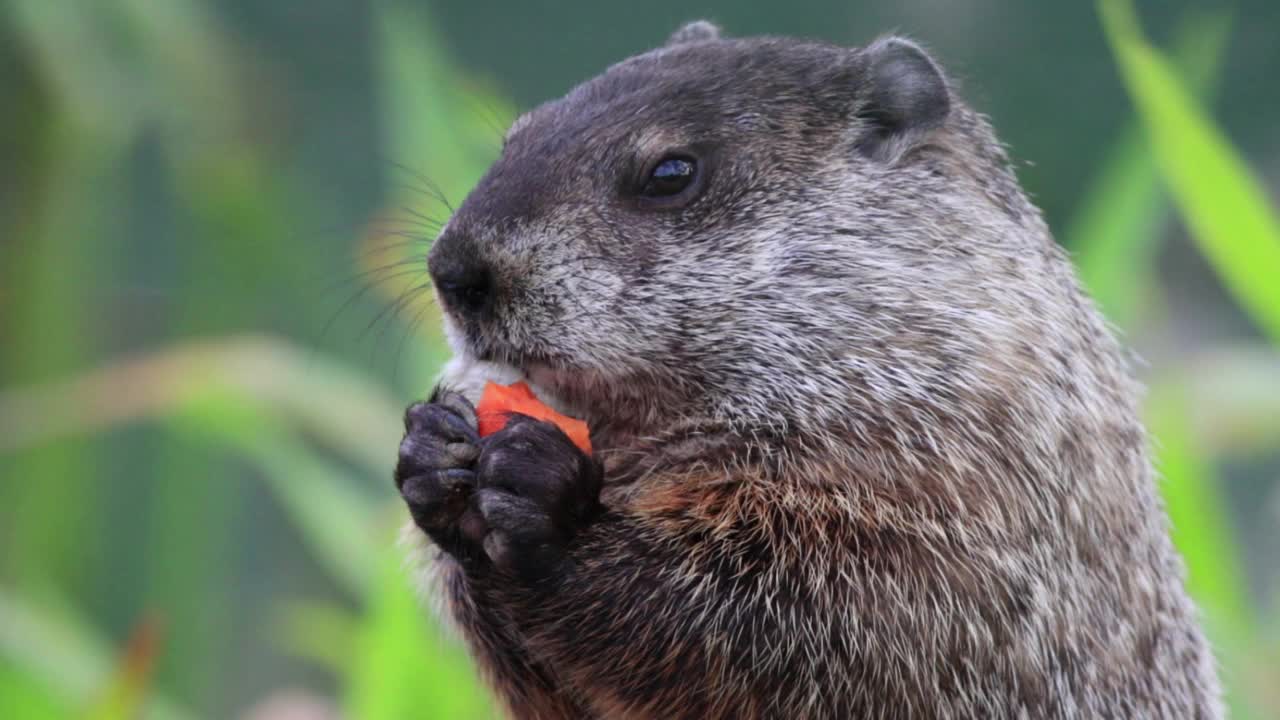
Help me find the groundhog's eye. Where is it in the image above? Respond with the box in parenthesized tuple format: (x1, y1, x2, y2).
(641, 156, 697, 198)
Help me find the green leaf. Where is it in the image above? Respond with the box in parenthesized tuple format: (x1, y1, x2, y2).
(369, 0, 514, 391)
(169, 391, 384, 599)
(0, 587, 194, 720)
(5, 1, 141, 141)
(1145, 387, 1252, 635)
(0, 337, 403, 598)
(1068, 9, 1229, 329)
(1098, 0, 1280, 342)
(0, 334, 404, 483)
(1163, 348, 1280, 456)
(343, 548, 492, 720)
(374, 0, 506, 207)
(2, 0, 139, 613)
(0, 663, 68, 720)
(1144, 384, 1257, 720)
(1067, 127, 1167, 328)
(84, 616, 164, 720)
(272, 600, 359, 677)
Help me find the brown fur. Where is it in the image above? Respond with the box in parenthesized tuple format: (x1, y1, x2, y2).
(401, 21, 1222, 719)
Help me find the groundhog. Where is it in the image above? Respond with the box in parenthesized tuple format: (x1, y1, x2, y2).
(393, 21, 1222, 719)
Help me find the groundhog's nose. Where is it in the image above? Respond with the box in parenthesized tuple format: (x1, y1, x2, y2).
(428, 231, 493, 317)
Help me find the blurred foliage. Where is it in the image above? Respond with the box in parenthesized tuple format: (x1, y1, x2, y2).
(0, 0, 1277, 718)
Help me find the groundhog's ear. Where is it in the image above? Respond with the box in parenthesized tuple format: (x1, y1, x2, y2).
(666, 20, 721, 46)
(855, 36, 951, 162)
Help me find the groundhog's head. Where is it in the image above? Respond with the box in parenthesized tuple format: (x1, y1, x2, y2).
(430, 22, 1067, 444)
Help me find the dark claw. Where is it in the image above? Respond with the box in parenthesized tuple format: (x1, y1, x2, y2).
(396, 386, 483, 557)
(431, 386, 480, 429)
(475, 487, 566, 581)
(471, 418, 602, 581)
(396, 387, 601, 581)
(404, 400, 478, 443)
(401, 468, 474, 534)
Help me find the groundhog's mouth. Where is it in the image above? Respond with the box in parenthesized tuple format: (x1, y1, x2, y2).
(439, 314, 616, 440)
(438, 353, 590, 425)
(448, 348, 683, 462)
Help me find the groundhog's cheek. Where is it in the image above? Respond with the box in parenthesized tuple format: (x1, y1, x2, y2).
(438, 312, 470, 354)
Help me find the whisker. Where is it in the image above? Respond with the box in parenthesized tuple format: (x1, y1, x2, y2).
(354, 239, 431, 260)
(363, 280, 430, 344)
(392, 298, 435, 386)
(468, 95, 512, 153)
(315, 268, 417, 351)
(385, 159, 455, 214)
(399, 205, 448, 233)
(321, 265, 427, 298)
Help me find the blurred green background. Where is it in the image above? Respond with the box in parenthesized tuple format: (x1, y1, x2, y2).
(1, 0, 1278, 718)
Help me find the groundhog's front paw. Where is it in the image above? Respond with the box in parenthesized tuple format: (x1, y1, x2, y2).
(473, 415, 602, 582)
(395, 387, 486, 560)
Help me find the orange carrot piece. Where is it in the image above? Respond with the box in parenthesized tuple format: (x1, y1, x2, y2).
(475, 381, 592, 454)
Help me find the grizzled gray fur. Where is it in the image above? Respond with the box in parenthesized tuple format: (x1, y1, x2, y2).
(394, 20, 1222, 719)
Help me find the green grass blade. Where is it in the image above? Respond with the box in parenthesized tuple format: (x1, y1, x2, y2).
(0, 588, 195, 720)
(169, 391, 384, 599)
(83, 617, 164, 720)
(1070, 11, 1228, 329)
(1096, 6, 1277, 714)
(374, 0, 507, 207)
(1098, 0, 1280, 342)
(1, 0, 142, 612)
(1145, 384, 1257, 719)
(1169, 348, 1280, 456)
(370, 0, 514, 392)
(1067, 129, 1166, 327)
(0, 338, 402, 598)
(1145, 387, 1252, 634)
(0, 337, 404, 482)
(0, 663, 68, 720)
(272, 600, 359, 677)
(344, 548, 492, 720)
